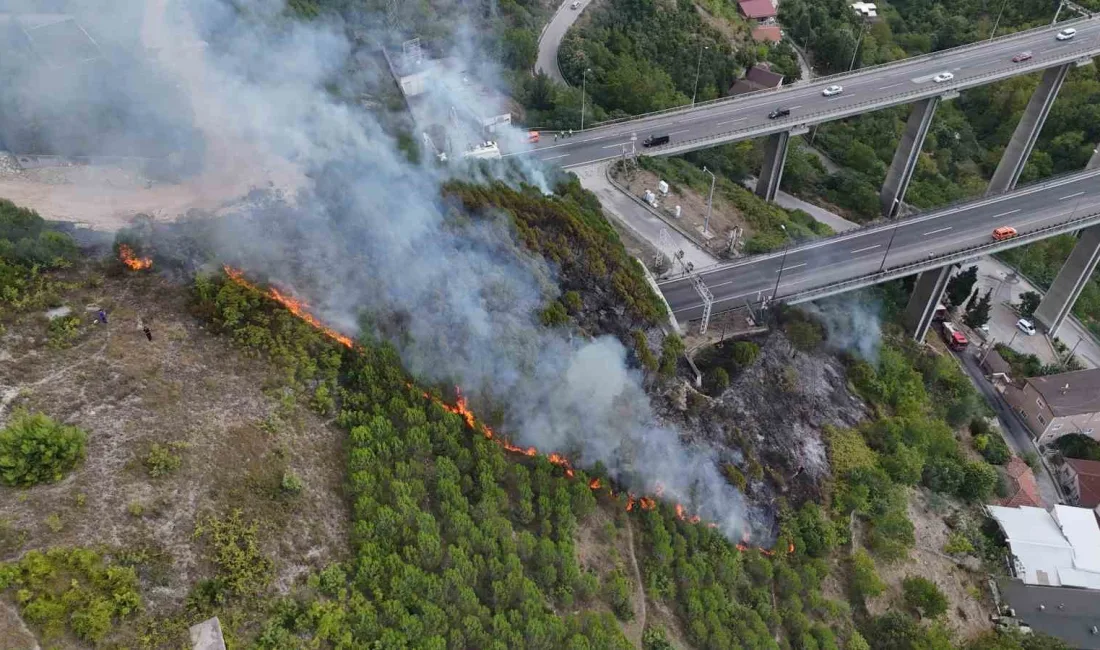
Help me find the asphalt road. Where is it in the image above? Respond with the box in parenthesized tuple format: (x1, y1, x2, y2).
(509, 16, 1100, 168)
(535, 0, 593, 85)
(659, 170, 1100, 321)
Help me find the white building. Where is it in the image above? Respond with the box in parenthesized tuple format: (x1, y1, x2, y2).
(987, 504, 1100, 589)
(851, 2, 878, 18)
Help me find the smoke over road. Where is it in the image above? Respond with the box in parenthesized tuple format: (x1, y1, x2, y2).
(4, 0, 763, 539)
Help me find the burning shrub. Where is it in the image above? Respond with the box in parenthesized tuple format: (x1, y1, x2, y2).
(0, 411, 87, 487)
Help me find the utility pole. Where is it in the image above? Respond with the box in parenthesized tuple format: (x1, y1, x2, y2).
(990, 0, 1009, 40)
(848, 19, 867, 72)
(692, 44, 708, 107)
(980, 336, 997, 365)
(702, 166, 716, 235)
(772, 225, 790, 303)
(879, 222, 901, 272)
(580, 68, 591, 131)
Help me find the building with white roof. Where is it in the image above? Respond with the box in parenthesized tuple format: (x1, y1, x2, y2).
(988, 504, 1100, 589)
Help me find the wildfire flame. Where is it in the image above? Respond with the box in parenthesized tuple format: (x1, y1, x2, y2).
(222, 265, 794, 556)
(223, 266, 355, 349)
(119, 244, 152, 271)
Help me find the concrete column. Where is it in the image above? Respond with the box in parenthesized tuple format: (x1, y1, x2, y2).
(1033, 226, 1100, 337)
(755, 131, 791, 202)
(986, 64, 1071, 196)
(904, 266, 952, 342)
(881, 97, 940, 218)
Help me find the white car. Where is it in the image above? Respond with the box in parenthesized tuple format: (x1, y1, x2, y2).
(1057, 27, 1077, 41)
(822, 85, 843, 97)
(570, 0, 580, 8)
(932, 72, 955, 83)
(1016, 318, 1037, 336)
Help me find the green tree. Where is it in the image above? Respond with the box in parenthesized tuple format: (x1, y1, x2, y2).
(959, 461, 998, 501)
(659, 334, 684, 378)
(901, 576, 948, 619)
(1018, 291, 1041, 316)
(850, 548, 885, 600)
(0, 412, 87, 487)
(964, 289, 993, 329)
(732, 341, 760, 365)
(502, 28, 538, 70)
(786, 319, 823, 352)
(945, 266, 978, 308)
(707, 367, 730, 395)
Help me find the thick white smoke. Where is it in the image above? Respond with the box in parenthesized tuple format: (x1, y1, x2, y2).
(3, 0, 762, 539)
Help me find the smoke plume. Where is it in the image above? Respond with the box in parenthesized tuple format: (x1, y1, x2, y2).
(2, 0, 762, 539)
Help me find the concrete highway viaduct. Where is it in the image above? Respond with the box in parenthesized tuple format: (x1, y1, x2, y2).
(508, 16, 1100, 341)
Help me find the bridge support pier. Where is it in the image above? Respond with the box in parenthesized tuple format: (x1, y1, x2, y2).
(1033, 226, 1100, 337)
(986, 64, 1071, 196)
(881, 97, 940, 218)
(1089, 145, 1100, 171)
(755, 131, 791, 202)
(904, 266, 952, 342)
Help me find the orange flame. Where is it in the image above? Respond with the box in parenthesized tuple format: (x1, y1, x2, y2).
(119, 244, 152, 270)
(221, 265, 794, 556)
(224, 266, 355, 349)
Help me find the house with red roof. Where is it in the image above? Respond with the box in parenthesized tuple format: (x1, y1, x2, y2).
(738, 0, 777, 20)
(1060, 458, 1100, 508)
(999, 456, 1043, 508)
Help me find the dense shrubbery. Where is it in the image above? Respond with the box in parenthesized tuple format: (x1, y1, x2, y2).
(0, 411, 88, 487)
(1055, 433, 1100, 461)
(0, 547, 142, 644)
(0, 199, 79, 311)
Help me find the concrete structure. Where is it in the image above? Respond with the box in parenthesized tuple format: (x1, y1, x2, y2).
(851, 2, 878, 18)
(1000, 456, 1043, 508)
(881, 97, 940, 218)
(1033, 226, 1100, 336)
(987, 64, 1072, 196)
(656, 169, 1100, 328)
(997, 578, 1100, 649)
(987, 504, 1100, 588)
(903, 266, 951, 342)
(738, 0, 777, 20)
(982, 348, 1014, 384)
(1060, 458, 1100, 508)
(756, 131, 791, 202)
(729, 64, 784, 96)
(1004, 368, 1100, 445)
(189, 617, 226, 650)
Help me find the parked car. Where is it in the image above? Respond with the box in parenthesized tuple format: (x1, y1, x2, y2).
(933, 72, 955, 83)
(1016, 318, 1037, 336)
(642, 134, 669, 147)
(821, 85, 843, 97)
(1057, 27, 1077, 40)
(1012, 51, 1033, 63)
(992, 226, 1018, 241)
(768, 107, 791, 119)
(571, 0, 580, 8)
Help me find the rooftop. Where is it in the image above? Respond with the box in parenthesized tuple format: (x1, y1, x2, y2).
(1028, 368, 1100, 417)
(738, 0, 778, 19)
(982, 349, 1013, 378)
(1067, 458, 1100, 508)
(988, 505, 1100, 588)
(730, 64, 784, 95)
(997, 579, 1100, 649)
(1000, 457, 1042, 508)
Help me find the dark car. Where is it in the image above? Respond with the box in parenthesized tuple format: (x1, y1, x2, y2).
(642, 134, 670, 148)
(768, 107, 791, 119)
(1011, 51, 1033, 63)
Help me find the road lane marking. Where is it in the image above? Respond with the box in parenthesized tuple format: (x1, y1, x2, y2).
(716, 117, 748, 126)
(1060, 191, 1086, 200)
(851, 244, 881, 254)
(923, 226, 953, 236)
(879, 83, 902, 90)
(669, 129, 689, 135)
(779, 263, 807, 272)
(602, 142, 633, 149)
(991, 208, 1021, 219)
(827, 97, 843, 102)
(540, 154, 570, 161)
(788, 105, 802, 110)
(781, 276, 814, 287)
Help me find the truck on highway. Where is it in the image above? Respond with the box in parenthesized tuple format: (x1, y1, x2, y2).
(642, 134, 669, 148)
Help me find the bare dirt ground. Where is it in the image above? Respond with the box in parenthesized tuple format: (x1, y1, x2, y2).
(613, 165, 748, 253)
(574, 505, 647, 646)
(0, 264, 348, 646)
(864, 489, 992, 640)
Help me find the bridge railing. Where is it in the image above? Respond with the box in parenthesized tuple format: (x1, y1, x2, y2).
(782, 208, 1100, 305)
(637, 41, 1099, 158)
(540, 14, 1097, 133)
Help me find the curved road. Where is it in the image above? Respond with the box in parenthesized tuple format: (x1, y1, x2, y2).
(511, 16, 1100, 167)
(535, 0, 594, 85)
(659, 170, 1100, 321)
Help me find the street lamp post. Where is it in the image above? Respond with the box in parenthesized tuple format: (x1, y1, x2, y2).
(692, 44, 709, 107)
(580, 68, 591, 131)
(990, 0, 1009, 40)
(878, 222, 901, 272)
(703, 166, 716, 234)
(848, 19, 867, 72)
(772, 225, 790, 302)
